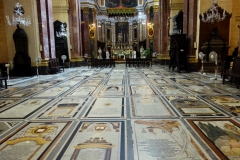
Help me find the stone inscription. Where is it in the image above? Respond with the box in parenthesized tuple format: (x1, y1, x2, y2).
(138, 139, 180, 158)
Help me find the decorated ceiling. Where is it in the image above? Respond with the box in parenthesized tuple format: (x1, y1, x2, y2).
(105, 0, 138, 8)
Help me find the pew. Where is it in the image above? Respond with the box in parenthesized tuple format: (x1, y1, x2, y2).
(222, 57, 240, 88)
(48, 58, 64, 74)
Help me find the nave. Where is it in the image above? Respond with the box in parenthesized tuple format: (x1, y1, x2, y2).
(0, 64, 240, 160)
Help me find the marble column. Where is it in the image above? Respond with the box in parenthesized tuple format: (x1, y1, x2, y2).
(139, 21, 143, 41)
(159, 0, 170, 55)
(37, 0, 55, 59)
(184, 0, 198, 58)
(153, 5, 160, 54)
(69, 0, 81, 57)
(145, 11, 149, 50)
(82, 7, 90, 57)
(129, 24, 132, 45)
(112, 24, 116, 48)
(92, 9, 98, 57)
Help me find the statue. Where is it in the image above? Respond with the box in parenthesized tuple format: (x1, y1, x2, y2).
(98, 47, 102, 59)
(106, 50, 110, 59)
(132, 50, 136, 59)
(140, 46, 144, 53)
(140, 46, 144, 58)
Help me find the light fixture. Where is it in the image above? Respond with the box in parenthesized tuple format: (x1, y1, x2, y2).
(6, 2, 31, 26)
(56, 0, 69, 37)
(200, 0, 226, 23)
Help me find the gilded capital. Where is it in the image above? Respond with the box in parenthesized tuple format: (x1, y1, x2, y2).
(82, 7, 89, 14)
(153, 5, 159, 12)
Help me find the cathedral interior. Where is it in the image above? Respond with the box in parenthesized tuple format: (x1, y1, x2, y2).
(0, 0, 240, 159)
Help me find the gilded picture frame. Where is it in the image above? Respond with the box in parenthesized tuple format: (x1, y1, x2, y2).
(89, 29, 95, 39)
(148, 23, 154, 38)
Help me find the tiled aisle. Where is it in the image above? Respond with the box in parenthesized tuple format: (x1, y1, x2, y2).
(0, 64, 240, 160)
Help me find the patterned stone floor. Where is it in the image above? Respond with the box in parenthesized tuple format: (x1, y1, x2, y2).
(0, 64, 240, 160)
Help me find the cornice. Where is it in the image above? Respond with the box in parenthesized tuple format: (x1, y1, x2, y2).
(169, 3, 184, 10)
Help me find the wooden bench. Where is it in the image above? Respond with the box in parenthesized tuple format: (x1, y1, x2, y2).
(49, 58, 64, 74)
(222, 57, 240, 88)
(0, 77, 7, 89)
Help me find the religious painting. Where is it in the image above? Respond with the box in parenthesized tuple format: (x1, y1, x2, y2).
(0, 122, 71, 159)
(56, 121, 126, 160)
(105, 0, 137, 8)
(36, 97, 88, 119)
(166, 96, 225, 117)
(84, 97, 125, 118)
(115, 22, 129, 43)
(201, 95, 240, 116)
(130, 96, 175, 118)
(0, 99, 52, 119)
(89, 28, 95, 39)
(148, 25, 154, 38)
(132, 119, 213, 159)
(187, 118, 240, 159)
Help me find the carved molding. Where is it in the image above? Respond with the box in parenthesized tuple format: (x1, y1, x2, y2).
(169, 3, 184, 10)
(82, 7, 89, 14)
(153, 5, 159, 12)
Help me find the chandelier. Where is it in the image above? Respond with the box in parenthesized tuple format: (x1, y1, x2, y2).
(200, 0, 226, 23)
(56, 0, 68, 37)
(6, 2, 31, 26)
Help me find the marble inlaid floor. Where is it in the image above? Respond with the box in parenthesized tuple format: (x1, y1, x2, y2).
(0, 64, 240, 160)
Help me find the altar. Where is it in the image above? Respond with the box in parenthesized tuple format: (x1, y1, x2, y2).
(112, 49, 131, 60)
